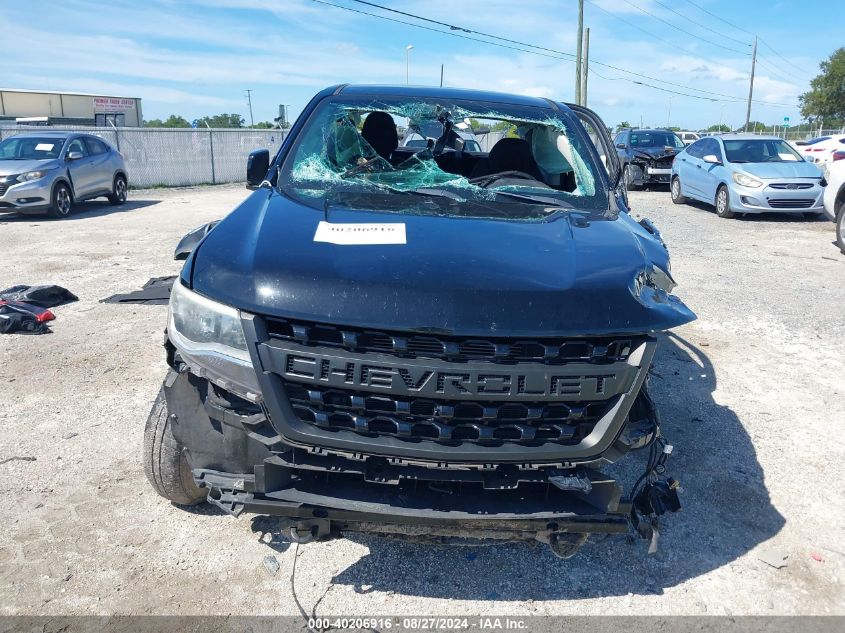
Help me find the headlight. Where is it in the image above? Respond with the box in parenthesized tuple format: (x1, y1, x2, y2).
(17, 169, 52, 182)
(169, 281, 248, 362)
(732, 172, 762, 188)
(168, 282, 261, 400)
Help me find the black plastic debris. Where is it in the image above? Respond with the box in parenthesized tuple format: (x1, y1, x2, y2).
(0, 285, 78, 334)
(101, 276, 176, 305)
(174, 220, 220, 260)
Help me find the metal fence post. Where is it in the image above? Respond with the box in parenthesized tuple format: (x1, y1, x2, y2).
(206, 125, 216, 184)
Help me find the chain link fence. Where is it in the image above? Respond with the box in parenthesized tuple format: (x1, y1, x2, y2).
(0, 126, 287, 187)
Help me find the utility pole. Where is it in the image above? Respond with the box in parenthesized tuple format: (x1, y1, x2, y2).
(440, 64, 444, 88)
(405, 45, 414, 85)
(244, 89, 254, 127)
(744, 37, 757, 132)
(575, 0, 584, 105)
(581, 28, 590, 107)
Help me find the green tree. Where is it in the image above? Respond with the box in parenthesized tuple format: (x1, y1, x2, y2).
(615, 121, 631, 132)
(706, 123, 730, 132)
(249, 121, 275, 129)
(667, 126, 681, 132)
(799, 47, 845, 126)
(197, 113, 245, 128)
(145, 114, 190, 128)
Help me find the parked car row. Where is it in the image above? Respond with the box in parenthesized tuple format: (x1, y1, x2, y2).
(0, 132, 128, 218)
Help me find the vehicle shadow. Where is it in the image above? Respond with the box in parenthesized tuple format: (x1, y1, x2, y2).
(0, 198, 160, 222)
(317, 333, 785, 600)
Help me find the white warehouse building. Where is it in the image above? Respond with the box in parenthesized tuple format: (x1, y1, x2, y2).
(0, 88, 143, 127)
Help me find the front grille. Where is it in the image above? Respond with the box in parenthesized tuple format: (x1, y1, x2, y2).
(250, 316, 655, 460)
(769, 183, 813, 190)
(653, 159, 674, 169)
(264, 316, 635, 365)
(0, 184, 8, 196)
(283, 381, 610, 445)
(768, 198, 815, 208)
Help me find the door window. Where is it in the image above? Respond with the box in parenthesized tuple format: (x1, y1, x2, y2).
(84, 137, 109, 155)
(686, 140, 705, 158)
(66, 138, 89, 157)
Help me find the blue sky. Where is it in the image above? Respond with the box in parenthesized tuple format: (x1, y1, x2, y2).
(3, 0, 837, 129)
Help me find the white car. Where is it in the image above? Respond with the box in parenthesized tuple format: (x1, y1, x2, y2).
(822, 160, 845, 253)
(795, 134, 845, 166)
(678, 131, 700, 145)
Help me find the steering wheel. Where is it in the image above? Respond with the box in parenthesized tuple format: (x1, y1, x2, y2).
(341, 156, 388, 178)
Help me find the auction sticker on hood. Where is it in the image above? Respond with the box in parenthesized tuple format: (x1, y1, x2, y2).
(313, 221, 406, 245)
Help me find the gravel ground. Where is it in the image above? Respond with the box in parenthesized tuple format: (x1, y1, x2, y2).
(1, 185, 843, 617)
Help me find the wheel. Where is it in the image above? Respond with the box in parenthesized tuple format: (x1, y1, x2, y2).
(48, 182, 73, 218)
(143, 389, 206, 506)
(715, 185, 735, 218)
(624, 165, 640, 191)
(836, 204, 845, 255)
(108, 174, 128, 205)
(670, 176, 687, 204)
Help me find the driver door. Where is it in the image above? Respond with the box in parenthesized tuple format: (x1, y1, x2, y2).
(64, 137, 97, 199)
(567, 104, 624, 203)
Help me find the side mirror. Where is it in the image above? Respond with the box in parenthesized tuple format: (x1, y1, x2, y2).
(616, 143, 626, 149)
(66, 151, 83, 161)
(702, 154, 721, 165)
(246, 148, 270, 189)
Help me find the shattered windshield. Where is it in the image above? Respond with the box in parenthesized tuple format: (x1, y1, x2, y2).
(278, 96, 609, 220)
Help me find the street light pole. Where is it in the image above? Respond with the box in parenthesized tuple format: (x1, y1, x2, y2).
(667, 96, 673, 129)
(405, 45, 414, 85)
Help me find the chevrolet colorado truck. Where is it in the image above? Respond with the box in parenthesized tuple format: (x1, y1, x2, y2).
(143, 85, 695, 558)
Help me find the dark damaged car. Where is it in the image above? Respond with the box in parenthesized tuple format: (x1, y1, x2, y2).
(614, 128, 685, 190)
(143, 85, 696, 558)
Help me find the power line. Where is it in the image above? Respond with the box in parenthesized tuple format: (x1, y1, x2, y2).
(584, 0, 707, 59)
(647, 0, 750, 46)
(755, 56, 805, 86)
(618, 0, 750, 55)
(310, 0, 794, 107)
(681, 0, 815, 78)
(679, 0, 753, 36)
(758, 37, 817, 77)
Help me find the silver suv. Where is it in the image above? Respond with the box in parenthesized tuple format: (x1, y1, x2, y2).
(0, 132, 128, 218)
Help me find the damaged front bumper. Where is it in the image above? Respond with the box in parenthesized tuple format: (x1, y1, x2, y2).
(161, 355, 677, 557)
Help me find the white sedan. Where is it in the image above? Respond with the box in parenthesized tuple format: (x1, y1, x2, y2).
(822, 160, 845, 253)
(795, 134, 845, 166)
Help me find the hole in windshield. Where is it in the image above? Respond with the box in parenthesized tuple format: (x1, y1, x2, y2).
(277, 97, 610, 221)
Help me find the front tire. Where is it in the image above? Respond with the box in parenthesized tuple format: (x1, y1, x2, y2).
(108, 174, 128, 205)
(624, 165, 640, 191)
(143, 389, 206, 506)
(48, 182, 73, 218)
(670, 176, 687, 204)
(836, 204, 845, 254)
(715, 185, 735, 218)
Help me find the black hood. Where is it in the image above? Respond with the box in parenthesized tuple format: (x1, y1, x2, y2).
(632, 147, 678, 162)
(186, 189, 695, 337)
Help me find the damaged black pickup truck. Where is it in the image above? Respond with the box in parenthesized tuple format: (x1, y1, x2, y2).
(614, 128, 686, 191)
(143, 85, 695, 558)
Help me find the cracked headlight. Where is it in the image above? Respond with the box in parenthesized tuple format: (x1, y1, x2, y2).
(17, 169, 52, 182)
(732, 172, 762, 188)
(168, 281, 260, 399)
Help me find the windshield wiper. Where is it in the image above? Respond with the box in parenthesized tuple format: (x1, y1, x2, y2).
(403, 187, 465, 201)
(491, 190, 570, 207)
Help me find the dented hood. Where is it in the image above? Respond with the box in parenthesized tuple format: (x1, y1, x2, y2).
(632, 147, 678, 162)
(187, 189, 695, 337)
